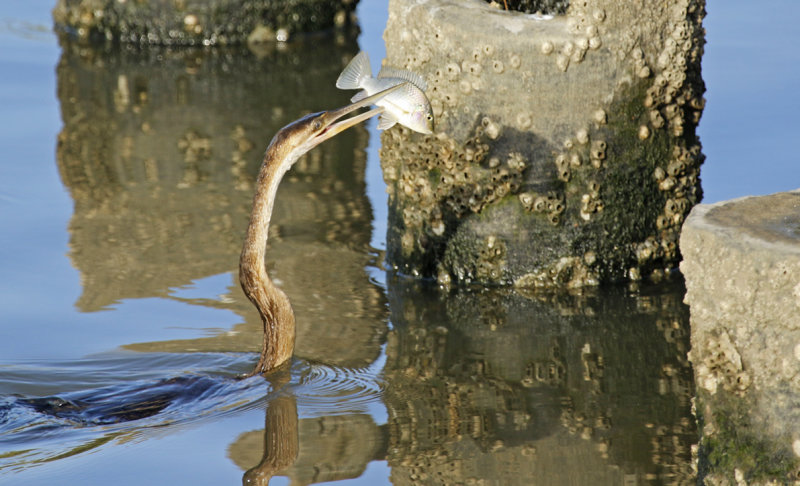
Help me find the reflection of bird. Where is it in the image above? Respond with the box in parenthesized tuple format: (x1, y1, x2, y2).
(240, 85, 404, 376)
(242, 371, 297, 484)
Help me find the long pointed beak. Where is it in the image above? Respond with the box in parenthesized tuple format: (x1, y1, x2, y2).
(311, 83, 405, 146)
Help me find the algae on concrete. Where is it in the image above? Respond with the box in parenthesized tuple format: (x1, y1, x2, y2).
(488, 0, 570, 15)
(695, 391, 800, 485)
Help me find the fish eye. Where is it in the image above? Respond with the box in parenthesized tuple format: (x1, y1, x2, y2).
(313, 119, 323, 131)
(426, 114, 433, 120)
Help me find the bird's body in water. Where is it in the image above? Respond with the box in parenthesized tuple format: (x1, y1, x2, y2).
(240, 84, 406, 376)
(336, 51, 434, 134)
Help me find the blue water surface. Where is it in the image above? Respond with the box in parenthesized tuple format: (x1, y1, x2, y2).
(0, 1, 797, 485)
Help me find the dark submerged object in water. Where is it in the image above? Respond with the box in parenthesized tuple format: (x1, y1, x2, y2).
(17, 375, 225, 424)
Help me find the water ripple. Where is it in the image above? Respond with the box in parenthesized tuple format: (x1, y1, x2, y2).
(290, 361, 385, 417)
(0, 352, 389, 474)
(0, 353, 267, 473)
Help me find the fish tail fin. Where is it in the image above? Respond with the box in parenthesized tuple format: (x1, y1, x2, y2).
(336, 51, 371, 90)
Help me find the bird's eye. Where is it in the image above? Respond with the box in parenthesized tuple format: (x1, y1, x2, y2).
(313, 120, 323, 131)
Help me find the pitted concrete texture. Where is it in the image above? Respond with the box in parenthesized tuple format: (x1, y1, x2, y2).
(681, 189, 800, 481)
(682, 190, 800, 398)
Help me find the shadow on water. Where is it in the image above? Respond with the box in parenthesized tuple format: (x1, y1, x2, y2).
(1, 273, 696, 484)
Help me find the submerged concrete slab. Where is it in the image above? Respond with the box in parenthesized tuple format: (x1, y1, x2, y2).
(680, 189, 800, 484)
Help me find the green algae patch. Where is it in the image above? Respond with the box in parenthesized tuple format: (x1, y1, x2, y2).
(697, 391, 800, 484)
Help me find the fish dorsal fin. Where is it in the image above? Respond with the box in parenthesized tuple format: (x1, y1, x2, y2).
(336, 51, 372, 90)
(377, 111, 399, 130)
(377, 66, 428, 92)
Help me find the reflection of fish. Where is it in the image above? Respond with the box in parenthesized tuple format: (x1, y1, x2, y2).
(336, 51, 434, 134)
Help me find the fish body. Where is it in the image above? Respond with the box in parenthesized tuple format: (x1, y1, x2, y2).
(336, 51, 434, 134)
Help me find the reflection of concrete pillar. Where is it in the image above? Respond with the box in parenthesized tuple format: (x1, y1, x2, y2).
(54, 36, 367, 311)
(55, 37, 388, 367)
(382, 277, 695, 484)
(681, 190, 800, 483)
(381, 0, 705, 286)
(52, 0, 358, 45)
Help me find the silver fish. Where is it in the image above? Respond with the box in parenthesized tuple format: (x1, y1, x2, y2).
(336, 51, 434, 135)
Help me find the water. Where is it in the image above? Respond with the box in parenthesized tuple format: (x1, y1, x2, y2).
(0, 1, 797, 484)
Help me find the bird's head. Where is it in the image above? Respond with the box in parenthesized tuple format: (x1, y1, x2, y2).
(271, 83, 407, 163)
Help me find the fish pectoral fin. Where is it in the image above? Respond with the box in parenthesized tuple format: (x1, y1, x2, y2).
(336, 51, 371, 90)
(377, 111, 399, 130)
(350, 90, 368, 103)
(377, 66, 428, 92)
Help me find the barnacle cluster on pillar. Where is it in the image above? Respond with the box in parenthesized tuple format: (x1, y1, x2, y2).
(381, 0, 706, 286)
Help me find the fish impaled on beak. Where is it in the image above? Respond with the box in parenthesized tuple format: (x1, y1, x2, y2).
(305, 82, 409, 148)
(336, 51, 434, 135)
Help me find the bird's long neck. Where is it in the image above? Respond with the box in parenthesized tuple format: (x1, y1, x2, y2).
(239, 142, 299, 375)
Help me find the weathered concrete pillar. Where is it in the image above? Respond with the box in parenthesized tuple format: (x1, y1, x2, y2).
(680, 190, 800, 484)
(52, 0, 358, 45)
(381, 0, 705, 286)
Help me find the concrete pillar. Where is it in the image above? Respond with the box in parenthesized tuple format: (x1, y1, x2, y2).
(681, 190, 800, 483)
(381, 0, 706, 287)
